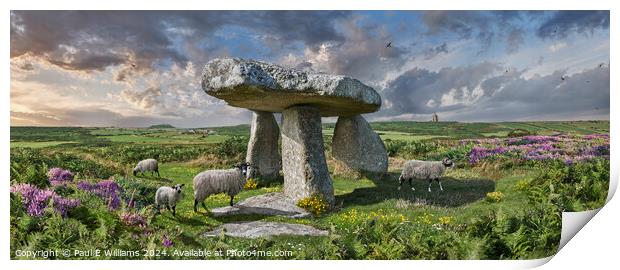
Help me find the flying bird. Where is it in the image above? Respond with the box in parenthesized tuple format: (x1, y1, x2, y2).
(131, 63, 137, 68)
(561, 75, 567, 81)
(586, 80, 590, 83)
(505, 69, 509, 73)
(386, 42, 392, 48)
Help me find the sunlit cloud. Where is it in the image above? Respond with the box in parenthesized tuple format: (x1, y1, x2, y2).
(10, 10, 609, 127)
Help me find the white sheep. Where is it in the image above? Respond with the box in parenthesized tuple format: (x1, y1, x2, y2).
(133, 159, 159, 177)
(398, 158, 455, 192)
(155, 183, 185, 216)
(193, 162, 251, 212)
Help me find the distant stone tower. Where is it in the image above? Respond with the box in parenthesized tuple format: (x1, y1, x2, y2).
(432, 112, 439, 122)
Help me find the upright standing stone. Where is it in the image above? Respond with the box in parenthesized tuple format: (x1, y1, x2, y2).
(332, 115, 388, 179)
(281, 105, 334, 205)
(246, 111, 281, 179)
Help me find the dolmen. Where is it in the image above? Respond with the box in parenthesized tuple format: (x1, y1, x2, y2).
(201, 58, 387, 207)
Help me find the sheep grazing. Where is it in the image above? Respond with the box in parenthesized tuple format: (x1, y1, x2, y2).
(133, 158, 159, 177)
(193, 162, 251, 212)
(398, 158, 455, 192)
(155, 183, 185, 216)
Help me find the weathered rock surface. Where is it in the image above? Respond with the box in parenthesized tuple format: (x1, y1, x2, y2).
(281, 105, 334, 205)
(201, 58, 381, 117)
(332, 115, 388, 178)
(202, 221, 328, 239)
(210, 193, 310, 218)
(246, 111, 281, 179)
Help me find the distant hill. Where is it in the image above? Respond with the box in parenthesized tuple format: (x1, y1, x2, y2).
(148, 124, 175, 129)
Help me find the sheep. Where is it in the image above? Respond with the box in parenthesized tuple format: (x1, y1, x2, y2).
(155, 183, 185, 216)
(133, 159, 159, 177)
(398, 158, 455, 192)
(192, 162, 251, 212)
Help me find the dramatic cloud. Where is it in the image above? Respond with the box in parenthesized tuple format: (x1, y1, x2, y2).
(421, 11, 526, 53)
(120, 87, 162, 110)
(9, 11, 610, 127)
(382, 62, 501, 115)
(378, 64, 609, 121)
(10, 11, 351, 78)
(280, 16, 409, 85)
(537, 11, 610, 39)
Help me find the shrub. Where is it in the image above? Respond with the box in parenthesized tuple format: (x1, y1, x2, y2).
(514, 179, 530, 191)
(467, 209, 560, 259)
(507, 129, 535, 137)
(77, 180, 122, 210)
(10, 183, 80, 217)
(120, 212, 147, 228)
(216, 136, 248, 157)
(162, 234, 174, 248)
(528, 158, 609, 211)
(438, 216, 454, 226)
(98, 144, 215, 163)
(385, 140, 438, 159)
(243, 178, 258, 190)
(116, 177, 158, 209)
(297, 193, 329, 216)
(10, 148, 117, 180)
(47, 167, 74, 186)
(486, 191, 504, 203)
(10, 160, 49, 188)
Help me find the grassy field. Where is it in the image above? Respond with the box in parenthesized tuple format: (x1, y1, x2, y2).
(9, 120, 610, 260)
(10, 121, 608, 147)
(140, 162, 535, 258)
(9, 141, 77, 148)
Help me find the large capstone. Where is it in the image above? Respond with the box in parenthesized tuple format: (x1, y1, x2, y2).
(246, 111, 281, 179)
(201, 58, 381, 117)
(281, 105, 334, 205)
(332, 115, 388, 178)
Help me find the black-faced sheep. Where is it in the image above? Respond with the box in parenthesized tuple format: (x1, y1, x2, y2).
(193, 162, 251, 212)
(398, 158, 455, 192)
(133, 159, 159, 177)
(155, 183, 184, 216)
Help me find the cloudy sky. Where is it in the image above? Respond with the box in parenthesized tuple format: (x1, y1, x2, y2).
(10, 10, 609, 127)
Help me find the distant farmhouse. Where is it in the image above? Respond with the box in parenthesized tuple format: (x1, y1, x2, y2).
(180, 128, 213, 135)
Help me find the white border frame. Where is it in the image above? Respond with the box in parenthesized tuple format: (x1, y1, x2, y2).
(2, 1, 617, 269)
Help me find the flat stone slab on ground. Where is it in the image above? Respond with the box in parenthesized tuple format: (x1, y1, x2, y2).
(202, 221, 328, 239)
(211, 193, 310, 218)
(201, 58, 381, 117)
